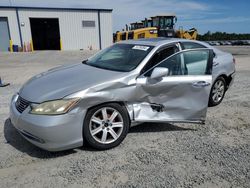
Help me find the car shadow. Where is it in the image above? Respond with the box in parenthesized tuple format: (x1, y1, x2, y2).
(129, 122, 194, 133)
(4, 118, 195, 157)
(4, 118, 77, 158)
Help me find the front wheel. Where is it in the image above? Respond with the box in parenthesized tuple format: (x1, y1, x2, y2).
(83, 103, 130, 150)
(209, 77, 226, 107)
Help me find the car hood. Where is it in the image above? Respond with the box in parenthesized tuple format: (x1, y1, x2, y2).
(19, 63, 125, 103)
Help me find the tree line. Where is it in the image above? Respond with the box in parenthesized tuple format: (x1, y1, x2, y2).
(197, 31, 250, 41)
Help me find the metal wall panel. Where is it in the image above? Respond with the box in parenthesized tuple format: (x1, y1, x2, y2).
(100, 12, 113, 49)
(0, 8, 20, 46)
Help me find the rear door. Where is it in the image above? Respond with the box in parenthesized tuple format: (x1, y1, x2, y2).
(134, 49, 213, 123)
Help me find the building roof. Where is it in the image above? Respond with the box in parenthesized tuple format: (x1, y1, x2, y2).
(0, 5, 112, 12)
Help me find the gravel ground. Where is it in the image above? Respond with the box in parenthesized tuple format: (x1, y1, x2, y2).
(0, 46, 250, 188)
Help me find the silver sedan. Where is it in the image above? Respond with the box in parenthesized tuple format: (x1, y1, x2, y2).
(10, 38, 235, 151)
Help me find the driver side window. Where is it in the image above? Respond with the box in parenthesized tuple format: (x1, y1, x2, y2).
(145, 49, 211, 77)
(142, 44, 179, 75)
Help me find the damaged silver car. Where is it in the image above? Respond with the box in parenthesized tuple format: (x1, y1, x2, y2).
(10, 38, 235, 151)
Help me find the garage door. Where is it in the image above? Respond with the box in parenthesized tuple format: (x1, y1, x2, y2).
(30, 18, 60, 50)
(0, 17, 10, 52)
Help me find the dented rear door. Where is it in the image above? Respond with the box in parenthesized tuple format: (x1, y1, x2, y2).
(134, 49, 213, 123)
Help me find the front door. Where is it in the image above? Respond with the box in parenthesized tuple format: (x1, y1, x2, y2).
(134, 49, 213, 123)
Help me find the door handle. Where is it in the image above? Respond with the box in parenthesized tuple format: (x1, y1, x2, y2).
(192, 81, 210, 88)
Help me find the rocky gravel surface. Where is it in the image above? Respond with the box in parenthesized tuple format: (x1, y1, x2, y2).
(0, 47, 249, 188)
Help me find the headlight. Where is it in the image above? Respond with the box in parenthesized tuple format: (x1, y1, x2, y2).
(30, 98, 80, 115)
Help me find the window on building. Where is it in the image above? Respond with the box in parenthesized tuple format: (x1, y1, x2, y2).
(82, 20, 95, 28)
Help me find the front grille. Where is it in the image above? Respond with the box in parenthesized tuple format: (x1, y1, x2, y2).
(15, 96, 30, 113)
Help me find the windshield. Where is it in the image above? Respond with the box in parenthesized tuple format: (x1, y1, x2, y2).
(152, 17, 174, 29)
(85, 44, 153, 72)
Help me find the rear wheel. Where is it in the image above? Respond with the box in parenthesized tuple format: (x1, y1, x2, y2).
(83, 103, 129, 150)
(209, 77, 226, 107)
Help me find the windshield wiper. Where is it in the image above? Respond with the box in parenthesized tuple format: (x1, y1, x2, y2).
(84, 63, 128, 72)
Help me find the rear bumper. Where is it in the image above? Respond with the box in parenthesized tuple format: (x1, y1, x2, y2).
(9, 94, 86, 151)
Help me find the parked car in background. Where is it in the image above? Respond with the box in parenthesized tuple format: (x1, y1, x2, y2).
(218, 41, 227, 45)
(243, 41, 250, 45)
(225, 41, 232, 45)
(232, 40, 245, 45)
(208, 41, 216, 46)
(10, 38, 235, 151)
(215, 42, 221, 46)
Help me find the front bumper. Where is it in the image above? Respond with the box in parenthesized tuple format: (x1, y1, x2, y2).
(9, 95, 86, 151)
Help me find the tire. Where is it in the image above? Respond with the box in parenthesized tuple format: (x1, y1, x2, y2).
(83, 103, 130, 150)
(208, 77, 226, 107)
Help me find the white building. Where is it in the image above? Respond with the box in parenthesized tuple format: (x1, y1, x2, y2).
(0, 6, 113, 51)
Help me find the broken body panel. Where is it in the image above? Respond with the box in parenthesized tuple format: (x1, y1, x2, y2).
(65, 48, 213, 124)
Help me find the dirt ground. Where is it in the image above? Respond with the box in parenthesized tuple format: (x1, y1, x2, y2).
(0, 46, 249, 188)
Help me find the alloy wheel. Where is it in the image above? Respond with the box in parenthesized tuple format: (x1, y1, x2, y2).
(89, 107, 124, 144)
(212, 80, 225, 103)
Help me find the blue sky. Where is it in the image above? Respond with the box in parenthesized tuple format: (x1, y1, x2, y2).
(1, 0, 250, 34)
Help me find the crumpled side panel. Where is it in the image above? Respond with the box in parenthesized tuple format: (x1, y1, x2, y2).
(67, 74, 211, 124)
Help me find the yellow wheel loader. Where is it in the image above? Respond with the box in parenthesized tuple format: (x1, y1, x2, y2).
(176, 27, 198, 40)
(114, 14, 198, 42)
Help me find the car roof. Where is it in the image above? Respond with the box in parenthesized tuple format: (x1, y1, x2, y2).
(118, 37, 206, 47)
(117, 38, 227, 55)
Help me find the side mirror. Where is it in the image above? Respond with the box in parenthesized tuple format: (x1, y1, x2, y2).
(82, 59, 87, 64)
(150, 67, 169, 79)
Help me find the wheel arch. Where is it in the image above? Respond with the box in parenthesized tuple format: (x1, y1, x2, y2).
(85, 101, 132, 125)
(216, 74, 232, 90)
